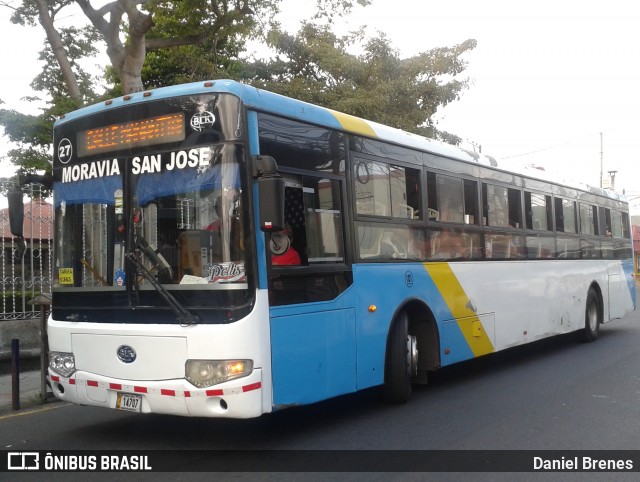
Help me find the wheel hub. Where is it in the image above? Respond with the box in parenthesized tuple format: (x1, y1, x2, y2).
(407, 334, 418, 377)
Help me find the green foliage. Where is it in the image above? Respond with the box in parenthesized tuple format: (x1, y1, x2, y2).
(1, 0, 100, 178)
(1, 0, 473, 182)
(247, 23, 475, 142)
(0, 107, 53, 177)
(31, 25, 102, 103)
(311, 0, 373, 23)
(140, 0, 280, 88)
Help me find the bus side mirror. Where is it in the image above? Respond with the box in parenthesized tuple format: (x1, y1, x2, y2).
(7, 188, 24, 238)
(252, 156, 285, 232)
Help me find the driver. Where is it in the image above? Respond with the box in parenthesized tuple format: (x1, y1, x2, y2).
(271, 224, 301, 266)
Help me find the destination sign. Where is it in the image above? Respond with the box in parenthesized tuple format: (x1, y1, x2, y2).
(76, 113, 185, 158)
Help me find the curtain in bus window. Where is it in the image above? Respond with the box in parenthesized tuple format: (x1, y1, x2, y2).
(562, 200, 577, 233)
(354, 160, 390, 216)
(54, 176, 122, 207)
(136, 162, 239, 205)
(579, 203, 597, 235)
(389, 165, 409, 218)
(525, 192, 551, 231)
(611, 211, 623, 238)
(436, 175, 464, 223)
(485, 185, 509, 227)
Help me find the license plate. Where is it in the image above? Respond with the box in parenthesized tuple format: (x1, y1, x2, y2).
(116, 392, 142, 412)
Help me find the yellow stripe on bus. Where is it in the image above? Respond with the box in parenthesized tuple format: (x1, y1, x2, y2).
(328, 110, 378, 137)
(424, 262, 494, 357)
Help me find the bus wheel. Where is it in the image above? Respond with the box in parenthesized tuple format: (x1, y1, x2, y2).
(581, 287, 601, 342)
(384, 311, 418, 403)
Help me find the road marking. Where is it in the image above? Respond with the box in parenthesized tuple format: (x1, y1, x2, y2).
(0, 402, 69, 421)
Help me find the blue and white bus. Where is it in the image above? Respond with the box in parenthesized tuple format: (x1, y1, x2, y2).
(20, 79, 635, 418)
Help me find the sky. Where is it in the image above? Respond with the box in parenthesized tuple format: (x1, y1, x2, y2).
(1, 0, 640, 210)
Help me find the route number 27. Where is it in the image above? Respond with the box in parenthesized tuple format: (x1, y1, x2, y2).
(58, 138, 72, 163)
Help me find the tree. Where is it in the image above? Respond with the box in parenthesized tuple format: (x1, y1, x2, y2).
(1, 0, 471, 180)
(0, 0, 372, 177)
(140, 0, 372, 89)
(0, 0, 283, 176)
(248, 23, 476, 142)
(0, 0, 100, 177)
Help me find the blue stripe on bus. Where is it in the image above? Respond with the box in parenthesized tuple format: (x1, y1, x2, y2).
(270, 262, 477, 407)
(352, 264, 475, 389)
(621, 259, 637, 309)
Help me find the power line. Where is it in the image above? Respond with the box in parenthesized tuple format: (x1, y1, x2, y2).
(500, 132, 600, 160)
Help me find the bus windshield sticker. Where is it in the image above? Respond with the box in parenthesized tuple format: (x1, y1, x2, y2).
(59, 268, 74, 285)
(206, 262, 246, 284)
(177, 262, 247, 285)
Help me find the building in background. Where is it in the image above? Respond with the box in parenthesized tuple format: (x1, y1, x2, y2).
(633, 224, 640, 276)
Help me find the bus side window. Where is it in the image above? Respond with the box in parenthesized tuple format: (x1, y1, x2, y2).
(276, 176, 346, 266)
(394, 166, 421, 219)
(483, 183, 521, 228)
(279, 183, 306, 265)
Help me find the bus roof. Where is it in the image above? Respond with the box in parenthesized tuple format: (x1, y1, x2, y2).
(56, 79, 626, 204)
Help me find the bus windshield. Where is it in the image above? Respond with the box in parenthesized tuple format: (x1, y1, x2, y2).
(52, 93, 253, 324)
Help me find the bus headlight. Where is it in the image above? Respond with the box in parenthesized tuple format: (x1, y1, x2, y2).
(49, 351, 76, 378)
(185, 359, 253, 388)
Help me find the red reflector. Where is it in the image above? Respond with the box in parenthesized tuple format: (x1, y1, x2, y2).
(206, 389, 224, 397)
(242, 382, 262, 393)
(134, 386, 148, 393)
(109, 383, 122, 390)
(51, 376, 60, 382)
(184, 391, 191, 398)
(69, 379, 76, 385)
(87, 380, 98, 387)
(160, 389, 176, 396)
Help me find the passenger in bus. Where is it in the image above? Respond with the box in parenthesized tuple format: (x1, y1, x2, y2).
(271, 224, 301, 266)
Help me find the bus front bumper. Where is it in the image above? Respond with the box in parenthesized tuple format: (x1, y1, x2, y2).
(48, 368, 265, 418)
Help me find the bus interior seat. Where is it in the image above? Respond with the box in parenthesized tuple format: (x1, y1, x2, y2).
(392, 203, 415, 219)
(380, 232, 407, 259)
(359, 228, 408, 259)
(356, 199, 388, 217)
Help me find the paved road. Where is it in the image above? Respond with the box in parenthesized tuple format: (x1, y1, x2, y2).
(1, 297, 639, 479)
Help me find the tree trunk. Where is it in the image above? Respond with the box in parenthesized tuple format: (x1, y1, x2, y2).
(36, 0, 83, 102)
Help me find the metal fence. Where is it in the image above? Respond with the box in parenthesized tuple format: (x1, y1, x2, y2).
(0, 181, 53, 321)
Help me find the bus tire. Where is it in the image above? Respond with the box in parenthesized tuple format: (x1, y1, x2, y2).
(384, 311, 418, 403)
(581, 287, 601, 342)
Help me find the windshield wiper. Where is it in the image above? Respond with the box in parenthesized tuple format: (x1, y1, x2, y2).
(126, 242, 199, 326)
(135, 235, 174, 281)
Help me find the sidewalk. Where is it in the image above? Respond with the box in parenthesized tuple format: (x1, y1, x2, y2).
(0, 369, 53, 414)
